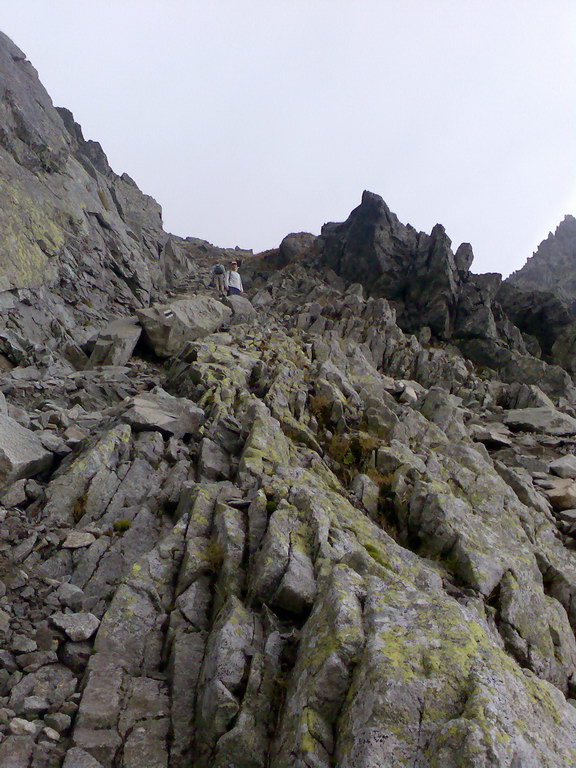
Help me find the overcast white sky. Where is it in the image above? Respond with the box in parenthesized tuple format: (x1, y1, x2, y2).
(2, 1, 575, 276)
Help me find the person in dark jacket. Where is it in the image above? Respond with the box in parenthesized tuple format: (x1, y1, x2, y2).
(211, 263, 226, 295)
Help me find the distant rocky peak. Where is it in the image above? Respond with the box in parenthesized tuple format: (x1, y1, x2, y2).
(317, 190, 487, 340)
(506, 214, 576, 303)
(555, 213, 576, 235)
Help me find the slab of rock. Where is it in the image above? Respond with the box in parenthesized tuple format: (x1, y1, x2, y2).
(251, 289, 273, 308)
(503, 407, 576, 436)
(86, 318, 142, 368)
(0, 414, 53, 487)
(198, 438, 231, 480)
(57, 583, 85, 611)
(121, 387, 204, 438)
(137, 296, 232, 357)
(9, 718, 36, 736)
(44, 712, 71, 733)
(50, 612, 100, 642)
(469, 423, 513, 447)
(223, 294, 256, 323)
(21, 695, 49, 716)
(545, 478, 576, 511)
(62, 531, 96, 549)
(558, 508, 576, 524)
(351, 473, 379, 515)
(63, 426, 89, 445)
(398, 385, 418, 404)
(0, 650, 17, 672)
(0, 479, 28, 507)
(0, 608, 11, 633)
(0, 734, 34, 767)
(549, 454, 576, 479)
(63, 747, 105, 768)
(12, 635, 37, 654)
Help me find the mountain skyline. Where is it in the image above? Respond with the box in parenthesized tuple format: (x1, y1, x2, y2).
(2, 1, 574, 276)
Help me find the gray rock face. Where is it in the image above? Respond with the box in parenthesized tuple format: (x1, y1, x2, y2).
(223, 294, 256, 323)
(500, 218, 576, 368)
(496, 281, 573, 356)
(63, 747, 104, 768)
(137, 297, 232, 357)
(62, 531, 96, 549)
(503, 407, 576, 436)
(0, 414, 53, 487)
(319, 191, 463, 339)
(551, 322, 576, 373)
(86, 318, 142, 368)
(198, 438, 231, 480)
(121, 388, 204, 438)
(50, 612, 100, 641)
(278, 232, 318, 266)
(549, 454, 576, 479)
(9, 718, 36, 736)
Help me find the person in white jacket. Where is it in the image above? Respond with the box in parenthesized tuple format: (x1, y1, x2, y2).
(226, 261, 243, 296)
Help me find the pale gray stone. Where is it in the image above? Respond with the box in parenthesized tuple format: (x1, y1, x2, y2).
(223, 294, 256, 323)
(351, 473, 380, 515)
(9, 718, 36, 736)
(549, 454, 576, 479)
(504, 407, 576, 436)
(50, 612, 100, 641)
(544, 478, 576, 511)
(44, 712, 71, 733)
(0, 415, 53, 487)
(469, 423, 513, 446)
(121, 387, 204, 438)
(137, 296, 232, 357)
(0, 480, 28, 507)
(11, 636, 36, 654)
(57, 583, 85, 611)
(62, 531, 96, 549)
(198, 437, 231, 481)
(86, 318, 142, 368)
(62, 746, 105, 768)
(20, 695, 48, 715)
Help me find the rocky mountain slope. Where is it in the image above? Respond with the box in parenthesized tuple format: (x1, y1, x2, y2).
(0, 31, 249, 367)
(2, 29, 576, 768)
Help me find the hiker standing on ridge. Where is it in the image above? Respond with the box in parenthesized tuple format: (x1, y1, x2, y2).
(226, 260, 243, 296)
(211, 262, 226, 296)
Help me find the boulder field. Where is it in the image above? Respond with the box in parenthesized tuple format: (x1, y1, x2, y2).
(2, 28, 576, 768)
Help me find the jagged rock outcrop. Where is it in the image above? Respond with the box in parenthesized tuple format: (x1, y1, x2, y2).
(319, 191, 471, 339)
(3, 28, 576, 768)
(496, 282, 572, 356)
(507, 214, 576, 309)
(270, 191, 576, 399)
